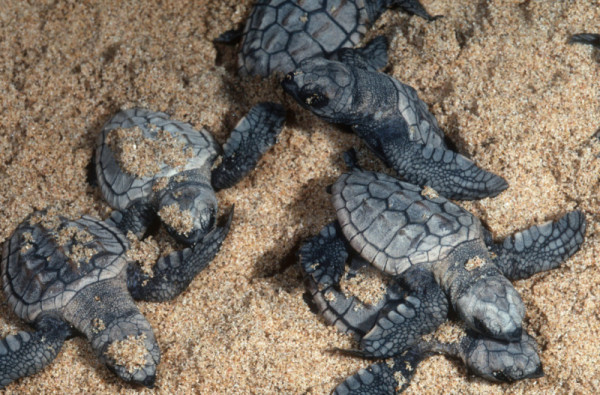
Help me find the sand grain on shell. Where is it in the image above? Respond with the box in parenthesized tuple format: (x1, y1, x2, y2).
(420, 185, 439, 199)
(107, 126, 193, 178)
(0, 0, 599, 394)
(19, 232, 34, 254)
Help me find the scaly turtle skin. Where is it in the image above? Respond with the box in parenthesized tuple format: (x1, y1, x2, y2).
(299, 167, 585, 393)
(569, 33, 600, 49)
(96, 103, 285, 244)
(229, 0, 438, 77)
(0, 207, 232, 388)
(282, 57, 508, 200)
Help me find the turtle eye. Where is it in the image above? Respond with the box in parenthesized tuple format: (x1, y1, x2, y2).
(299, 88, 329, 109)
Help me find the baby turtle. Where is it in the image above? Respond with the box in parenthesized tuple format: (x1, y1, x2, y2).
(333, 329, 544, 394)
(96, 103, 285, 245)
(0, 207, 231, 388)
(569, 33, 600, 49)
(218, 0, 439, 77)
(282, 57, 508, 200)
(299, 167, 585, 391)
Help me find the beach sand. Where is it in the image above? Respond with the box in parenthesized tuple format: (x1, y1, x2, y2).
(0, 0, 599, 393)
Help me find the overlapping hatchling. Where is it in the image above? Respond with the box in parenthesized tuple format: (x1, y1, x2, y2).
(300, 167, 585, 393)
(96, 103, 285, 245)
(219, 0, 438, 77)
(0, 207, 231, 388)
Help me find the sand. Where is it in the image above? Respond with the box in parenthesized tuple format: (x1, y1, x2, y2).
(0, 0, 599, 393)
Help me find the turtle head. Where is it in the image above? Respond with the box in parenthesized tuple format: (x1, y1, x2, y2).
(98, 311, 161, 388)
(107, 339, 159, 388)
(455, 272, 525, 342)
(281, 57, 355, 123)
(462, 330, 544, 382)
(158, 180, 217, 245)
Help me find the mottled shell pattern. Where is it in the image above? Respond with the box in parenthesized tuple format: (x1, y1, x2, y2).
(332, 170, 481, 275)
(1, 214, 129, 323)
(239, 0, 374, 76)
(96, 108, 219, 210)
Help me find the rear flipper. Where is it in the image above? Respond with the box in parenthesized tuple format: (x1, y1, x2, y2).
(332, 36, 388, 72)
(0, 316, 71, 389)
(382, 136, 508, 200)
(212, 102, 285, 190)
(569, 33, 600, 49)
(489, 210, 586, 281)
(388, 0, 442, 21)
(128, 208, 233, 301)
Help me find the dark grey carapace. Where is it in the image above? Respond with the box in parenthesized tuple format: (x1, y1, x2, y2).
(0, 206, 232, 388)
(235, 0, 438, 77)
(96, 103, 285, 245)
(300, 168, 585, 393)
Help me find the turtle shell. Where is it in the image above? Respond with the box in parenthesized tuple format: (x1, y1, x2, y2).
(96, 108, 219, 210)
(1, 213, 129, 323)
(332, 170, 481, 275)
(239, 0, 374, 76)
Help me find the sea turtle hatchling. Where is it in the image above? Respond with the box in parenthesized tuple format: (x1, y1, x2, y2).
(299, 167, 585, 392)
(332, 328, 544, 394)
(218, 0, 439, 77)
(0, 206, 231, 388)
(96, 103, 285, 245)
(282, 57, 508, 200)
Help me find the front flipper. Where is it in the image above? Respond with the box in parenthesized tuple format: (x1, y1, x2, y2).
(301, 232, 447, 350)
(105, 200, 156, 239)
(300, 223, 385, 337)
(212, 102, 285, 190)
(128, 208, 233, 301)
(299, 222, 348, 286)
(382, 133, 508, 200)
(359, 268, 449, 358)
(489, 210, 586, 281)
(0, 316, 71, 389)
(333, 344, 428, 395)
(569, 33, 600, 49)
(332, 36, 388, 72)
(388, 0, 442, 21)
